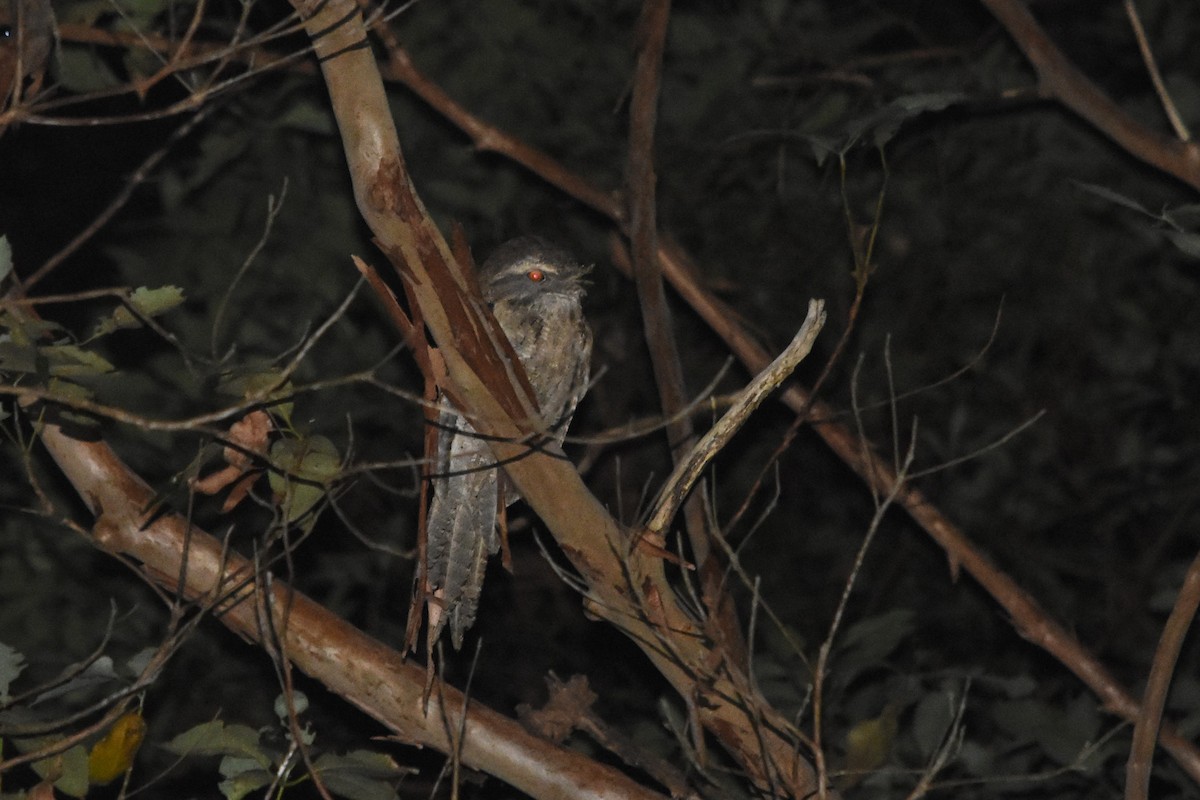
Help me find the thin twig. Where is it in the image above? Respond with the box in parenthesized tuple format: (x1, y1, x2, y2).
(14, 106, 213, 294)
(904, 683, 968, 800)
(211, 184, 290, 358)
(0, 365, 432, 434)
(1125, 548, 1200, 800)
(812, 420, 917, 797)
(1122, 0, 1190, 142)
(569, 359, 732, 446)
(905, 411, 1045, 480)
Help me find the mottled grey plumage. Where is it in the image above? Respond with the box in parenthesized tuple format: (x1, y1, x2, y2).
(425, 236, 592, 649)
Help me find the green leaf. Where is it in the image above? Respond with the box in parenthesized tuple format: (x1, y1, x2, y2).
(161, 721, 270, 769)
(992, 695, 1100, 766)
(845, 92, 967, 148)
(1073, 181, 1153, 216)
(0, 642, 26, 703)
(911, 691, 956, 758)
(30, 744, 90, 798)
(0, 236, 12, 285)
(48, 409, 103, 435)
(844, 704, 898, 778)
(43, 344, 115, 378)
(55, 46, 123, 93)
(129, 285, 186, 318)
(1162, 203, 1200, 229)
(837, 608, 915, 664)
(273, 690, 308, 720)
(14, 315, 66, 343)
(268, 435, 340, 522)
(218, 368, 295, 424)
(1162, 229, 1200, 259)
(295, 435, 341, 482)
(0, 341, 38, 374)
(32, 656, 118, 704)
(45, 377, 96, 404)
(277, 482, 324, 525)
(994, 673, 1037, 699)
(313, 750, 412, 800)
(94, 286, 186, 336)
(219, 757, 274, 800)
(276, 100, 336, 136)
(125, 647, 158, 677)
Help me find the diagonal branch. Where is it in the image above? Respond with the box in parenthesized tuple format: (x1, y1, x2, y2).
(35, 426, 666, 800)
(646, 302, 825, 537)
(980, 0, 1200, 190)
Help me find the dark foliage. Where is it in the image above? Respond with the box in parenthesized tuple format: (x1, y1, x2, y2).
(2, 0, 1200, 797)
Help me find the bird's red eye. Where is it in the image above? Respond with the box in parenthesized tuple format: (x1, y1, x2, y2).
(527, 269, 546, 282)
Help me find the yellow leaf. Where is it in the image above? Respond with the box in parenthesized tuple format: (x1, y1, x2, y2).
(842, 704, 898, 787)
(87, 710, 146, 785)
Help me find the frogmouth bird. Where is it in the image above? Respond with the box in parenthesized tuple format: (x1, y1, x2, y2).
(425, 236, 592, 649)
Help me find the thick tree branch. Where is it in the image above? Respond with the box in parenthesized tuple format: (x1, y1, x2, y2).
(288, 0, 829, 795)
(35, 426, 665, 800)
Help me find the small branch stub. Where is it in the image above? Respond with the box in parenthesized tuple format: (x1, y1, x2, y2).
(646, 298, 826, 536)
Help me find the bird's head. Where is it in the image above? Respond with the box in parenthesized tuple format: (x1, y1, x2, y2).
(479, 236, 590, 304)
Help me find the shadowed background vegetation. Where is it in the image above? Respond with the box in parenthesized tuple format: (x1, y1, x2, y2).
(2, 0, 1199, 797)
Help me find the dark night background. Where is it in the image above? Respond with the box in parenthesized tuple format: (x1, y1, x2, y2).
(2, 1, 1200, 797)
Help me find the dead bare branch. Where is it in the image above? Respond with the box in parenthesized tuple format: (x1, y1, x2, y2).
(645, 301, 826, 537)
